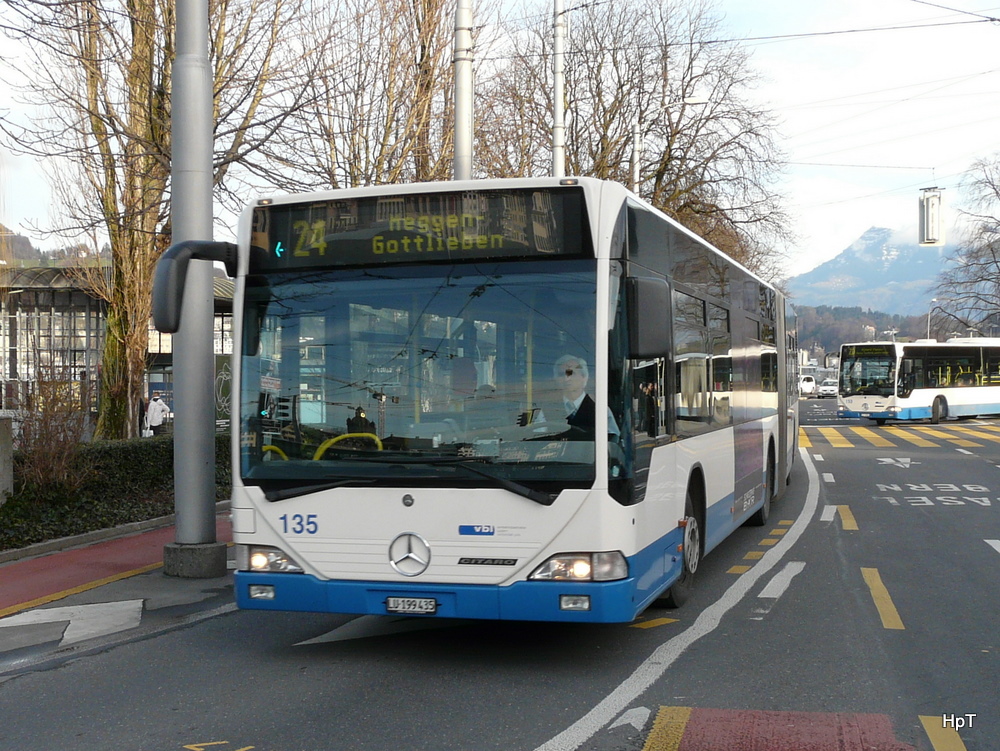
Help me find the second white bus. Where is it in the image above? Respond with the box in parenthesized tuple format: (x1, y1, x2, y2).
(838, 338, 1000, 424)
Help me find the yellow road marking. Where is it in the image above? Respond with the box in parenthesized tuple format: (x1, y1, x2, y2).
(818, 427, 853, 447)
(913, 426, 981, 447)
(727, 565, 752, 574)
(951, 425, 1000, 443)
(798, 427, 812, 448)
(0, 561, 163, 619)
(919, 715, 970, 750)
(849, 426, 896, 447)
(837, 505, 859, 530)
(778, 519, 793, 526)
(744, 551, 764, 560)
(883, 426, 937, 447)
(630, 617, 679, 629)
(768, 528, 787, 536)
(643, 706, 692, 751)
(861, 567, 904, 629)
(759, 538, 779, 546)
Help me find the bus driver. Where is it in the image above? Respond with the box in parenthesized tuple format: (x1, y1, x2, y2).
(552, 354, 620, 439)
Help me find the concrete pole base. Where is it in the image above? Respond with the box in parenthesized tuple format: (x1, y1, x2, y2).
(163, 541, 229, 578)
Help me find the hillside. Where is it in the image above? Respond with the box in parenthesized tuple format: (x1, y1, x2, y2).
(793, 305, 924, 359)
(784, 227, 954, 316)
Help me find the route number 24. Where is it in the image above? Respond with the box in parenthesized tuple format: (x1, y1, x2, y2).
(280, 513, 319, 534)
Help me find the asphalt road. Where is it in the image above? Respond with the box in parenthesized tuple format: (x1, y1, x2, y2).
(1, 403, 996, 750)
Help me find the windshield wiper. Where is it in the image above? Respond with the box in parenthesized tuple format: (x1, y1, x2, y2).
(263, 478, 375, 502)
(443, 459, 556, 506)
(352, 455, 555, 506)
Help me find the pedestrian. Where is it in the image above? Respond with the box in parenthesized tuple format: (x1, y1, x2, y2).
(146, 392, 170, 436)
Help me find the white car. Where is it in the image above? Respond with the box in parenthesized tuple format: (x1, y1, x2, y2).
(817, 378, 838, 398)
(799, 375, 816, 396)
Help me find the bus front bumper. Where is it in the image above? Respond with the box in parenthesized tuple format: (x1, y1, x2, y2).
(234, 571, 651, 623)
(838, 407, 930, 421)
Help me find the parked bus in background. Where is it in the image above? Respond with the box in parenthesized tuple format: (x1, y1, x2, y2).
(838, 338, 1000, 425)
(154, 177, 798, 623)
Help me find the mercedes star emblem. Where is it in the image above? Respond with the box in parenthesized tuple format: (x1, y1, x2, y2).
(388, 532, 431, 576)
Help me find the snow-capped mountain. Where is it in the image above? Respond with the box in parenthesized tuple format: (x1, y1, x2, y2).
(784, 227, 954, 315)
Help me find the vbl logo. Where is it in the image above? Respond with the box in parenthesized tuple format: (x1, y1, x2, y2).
(459, 525, 495, 535)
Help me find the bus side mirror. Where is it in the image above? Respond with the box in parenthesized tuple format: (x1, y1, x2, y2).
(152, 241, 238, 333)
(626, 276, 671, 358)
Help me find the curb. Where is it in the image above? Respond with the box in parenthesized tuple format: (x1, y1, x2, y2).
(0, 500, 231, 566)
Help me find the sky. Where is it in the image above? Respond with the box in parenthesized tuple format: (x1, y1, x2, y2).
(2, 0, 1000, 278)
(720, 0, 1000, 275)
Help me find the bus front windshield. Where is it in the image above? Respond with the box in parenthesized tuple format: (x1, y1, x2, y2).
(839, 344, 897, 397)
(239, 260, 599, 497)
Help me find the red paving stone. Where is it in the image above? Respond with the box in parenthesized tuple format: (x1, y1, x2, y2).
(0, 516, 232, 614)
(678, 708, 915, 751)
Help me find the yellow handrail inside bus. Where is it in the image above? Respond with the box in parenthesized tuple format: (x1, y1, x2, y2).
(313, 433, 383, 460)
(262, 445, 289, 460)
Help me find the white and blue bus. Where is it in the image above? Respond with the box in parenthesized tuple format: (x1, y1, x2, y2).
(838, 338, 1000, 425)
(155, 177, 798, 622)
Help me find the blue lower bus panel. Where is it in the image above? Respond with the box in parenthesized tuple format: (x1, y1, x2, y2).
(235, 571, 666, 623)
(235, 535, 685, 624)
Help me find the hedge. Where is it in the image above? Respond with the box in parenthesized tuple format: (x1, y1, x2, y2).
(0, 433, 232, 552)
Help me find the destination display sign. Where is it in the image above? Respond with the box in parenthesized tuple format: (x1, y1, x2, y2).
(250, 187, 591, 271)
(843, 344, 894, 358)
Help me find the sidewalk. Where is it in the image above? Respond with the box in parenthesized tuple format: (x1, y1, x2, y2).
(0, 513, 233, 618)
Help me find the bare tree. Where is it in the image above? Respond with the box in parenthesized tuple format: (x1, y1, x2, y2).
(475, 3, 553, 178)
(244, 0, 460, 193)
(934, 155, 1000, 334)
(0, 0, 313, 438)
(477, 0, 790, 278)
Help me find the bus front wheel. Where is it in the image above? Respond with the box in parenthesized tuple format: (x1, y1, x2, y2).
(931, 396, 947, 424)
(659, 490, 701, 609)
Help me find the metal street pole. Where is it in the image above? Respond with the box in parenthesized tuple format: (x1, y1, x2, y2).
(552, 0, 566, 177)
(454, 0, 474, 181)
(165, 0, 227, 577)
(927, 298, 938, 339)
(629, 122, 641, 191)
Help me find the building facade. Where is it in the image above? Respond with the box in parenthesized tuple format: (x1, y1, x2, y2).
(1, 264, 232, 424)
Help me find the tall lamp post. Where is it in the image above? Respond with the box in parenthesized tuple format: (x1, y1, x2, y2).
(927, 298, 938, 339)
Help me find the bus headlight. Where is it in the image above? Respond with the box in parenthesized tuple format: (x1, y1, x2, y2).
(528, 551, 627, 581)
(239, 544, 304, 573)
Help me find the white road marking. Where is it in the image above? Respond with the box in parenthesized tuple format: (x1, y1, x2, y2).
(820, 505, 838, 522)
(0, 600, 143, 645)
(608, 707, 650, 732)
(533, 448, 820, 751)
(758, 561, 806, 599)
(986, 540, 1000, 556)
(822, 472, 835, 483)
(876, 458, 915, 468)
